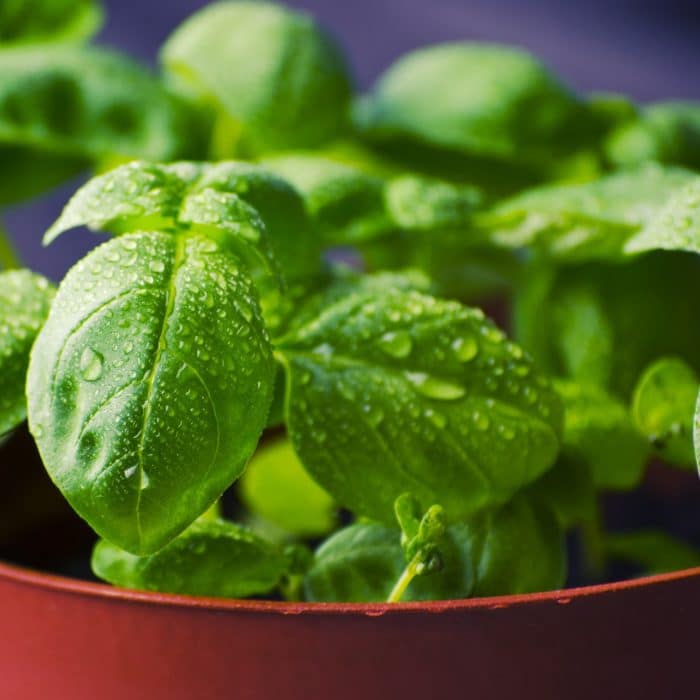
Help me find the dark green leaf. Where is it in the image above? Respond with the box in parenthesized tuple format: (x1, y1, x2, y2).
(92, 518, 286, 597)
(0, 0, 102, 45)
(606, 102, 700, 170)
(27, 232, 275, 554)
(240, 438, 337, 537)
(161, 1, 352, 155)
(262, 154, 393, 244)
(0, 270, 54, 436)
(633, 357, 698, 468)
(277, 277, 563, 523)
(462, 496, 566, 596)
(604, 530, 700, 576)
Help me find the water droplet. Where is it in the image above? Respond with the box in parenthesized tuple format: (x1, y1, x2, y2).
(451, 336, 478, 362)
(378, 331, 412, 359)
(362, 404, 384, 428)
(425, 408, 447, 429)
(473, 411, 490, 431)
(79, 347, 104, 381)
(405, 372, 465, 400)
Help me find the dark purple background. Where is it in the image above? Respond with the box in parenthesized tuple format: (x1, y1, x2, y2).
(7, 0, 700, 279)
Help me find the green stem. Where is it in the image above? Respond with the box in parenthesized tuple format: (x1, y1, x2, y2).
(200, 499, 223, 522)
(387, 554, 423, 603)
(0, 223, 21, 270)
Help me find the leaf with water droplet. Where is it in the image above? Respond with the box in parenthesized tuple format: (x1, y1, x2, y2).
(632, 357, 698, 468)
(479, 164, 697, 262)
(91, 517, 286, 597)
(0, 270, 54, 437)
(44, 160, 318, 290)
(276, 275, 563, 523)
(27, 232, 274, 554)
(240, 438, 337, 537)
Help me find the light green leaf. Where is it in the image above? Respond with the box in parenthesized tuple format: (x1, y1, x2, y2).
(604, 530, 700, 576)
(554, 379, 649, 490)
(92, 518, 286, 597)
(262, 154, 393, 244)
(0, 270, 54, 437)
(633, 357, 698, 468)
(625, 178, 700, 255)
(0, 0, 102, 45)
(606, 101, 700, 170)
(356, 42, 588, 165)
(27, 232, 275, 554)
(161, 1, 352, 156)
(277, 277, 563, 523)
(240, 438, 336, 537)
(481, 164, 696, 261)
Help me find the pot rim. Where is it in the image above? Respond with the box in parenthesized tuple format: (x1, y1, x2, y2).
(2, 558, 699, 615)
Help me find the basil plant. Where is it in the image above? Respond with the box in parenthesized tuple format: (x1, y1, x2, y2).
(3, 0, 700, 604)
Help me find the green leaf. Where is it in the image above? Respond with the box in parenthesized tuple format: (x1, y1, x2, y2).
(45, 160, 316, 285)
(625, 178, 700, 255)
(465, 496, 566, 596)
(0, 46, 201, 203)
(356, 42, 589, 166)
(240, 438, 336, 537)
(277, 276, 563, 523)
(554, 379, 649, 490)
(632, 357, 698, 468)
(481, 164, 696, 262)
(384, 174, 482, 232)
(526, 455, 596, 529)
(303, 496, 564, 602)
(91, 518, 287, 597)
(515, 253, 700, 398)
(262, 154, 393, 244)
(606, 102, 700, 170)
(161, 1, 352, 156)
(604, 530, 700, 576)
(0, 270, 54, 437)
(27, 232, 275, 554)
(302, 521, 475, 603)
(0, 0, 102, 45)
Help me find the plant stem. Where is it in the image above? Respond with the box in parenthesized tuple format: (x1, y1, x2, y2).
(387, 554, 423, 603)
(0, 223, 21, 270)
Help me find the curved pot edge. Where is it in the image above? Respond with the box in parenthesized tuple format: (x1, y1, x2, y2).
(2, 557, 700, 615)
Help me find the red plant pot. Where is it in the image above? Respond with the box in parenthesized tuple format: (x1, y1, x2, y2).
(0, 560, 697, 700)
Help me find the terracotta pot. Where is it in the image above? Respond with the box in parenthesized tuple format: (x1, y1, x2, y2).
(0, 559, 697, 700)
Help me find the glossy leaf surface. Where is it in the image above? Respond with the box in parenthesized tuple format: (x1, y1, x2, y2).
(27, 232, 274, 554)
(92, 518, 286, 597)
(277, 276, 563, 523)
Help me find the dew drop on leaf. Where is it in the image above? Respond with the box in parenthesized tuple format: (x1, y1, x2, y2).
(404, 371, 466, 400)
(451, 335, 478, 362)
(79, 347, 104, 382)
(377, 331, 413, 359)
